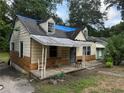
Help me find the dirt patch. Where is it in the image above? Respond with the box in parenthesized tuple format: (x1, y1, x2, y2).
(82, 65, 124, 93)
(0, 63, 34, 93)
(83, 75, 124, 93)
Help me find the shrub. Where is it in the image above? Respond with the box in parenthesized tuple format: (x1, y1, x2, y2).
(105, 57, 113, 68)
(54, 72, 65, 79)
(107, 57, 113, 62)
(106, 61, 113, 68)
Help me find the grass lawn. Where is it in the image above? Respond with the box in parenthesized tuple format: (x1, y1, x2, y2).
(0, 52, 9, 63)
(32, 65, 124, 93)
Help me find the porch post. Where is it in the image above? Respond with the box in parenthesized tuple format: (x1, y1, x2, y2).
(43, 46, 47, 78)
(40, 45, 44, 79)
(82, 46, 86, 68)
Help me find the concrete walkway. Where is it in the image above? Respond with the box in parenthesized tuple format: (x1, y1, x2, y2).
(0, 62, 34, 93)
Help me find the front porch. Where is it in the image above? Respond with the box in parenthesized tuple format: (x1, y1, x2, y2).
(31, 60, 101, 79)
(30, 35, 98, 79)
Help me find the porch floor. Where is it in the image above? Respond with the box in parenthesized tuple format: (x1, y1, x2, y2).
(30, 60, 102, 80)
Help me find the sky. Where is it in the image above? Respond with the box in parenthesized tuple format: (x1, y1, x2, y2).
(56, 0, 122, 28)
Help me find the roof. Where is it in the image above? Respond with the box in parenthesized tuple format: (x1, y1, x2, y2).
(87, 36, 107, 44)
(96, 42, 105, 48)
(16, 15, 80, 39)
(31, 35, 81, 47)
(17, 15, 68, 38)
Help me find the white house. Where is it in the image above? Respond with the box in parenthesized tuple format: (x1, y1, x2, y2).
(10, 15, 105, 79)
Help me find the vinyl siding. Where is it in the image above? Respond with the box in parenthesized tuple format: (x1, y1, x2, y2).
(75, 31, 86, 41)
(76, 43, 96, 56)
(10, 20, 30, 57)
(31, 39, 42, 64)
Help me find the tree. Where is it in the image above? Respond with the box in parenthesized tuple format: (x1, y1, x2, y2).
(110, 22, 124, 35)
(105, 33, 124, 65)
(10, 0, 63, 20)
(52, 14, 64, 25)
(104, 0, 124, 20)
(0, 0, 62, 51)
(68, 0, 105, 29)
(0, 0, 12, 51)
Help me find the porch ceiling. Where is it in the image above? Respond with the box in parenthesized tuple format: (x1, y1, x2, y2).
(30, 35, 81, 47)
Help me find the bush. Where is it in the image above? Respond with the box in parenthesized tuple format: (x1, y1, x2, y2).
(53, 72, 65, 79)
(106, 61, 113, 68)
(107, 57, 113, 62)
(105, 57, 113, 68)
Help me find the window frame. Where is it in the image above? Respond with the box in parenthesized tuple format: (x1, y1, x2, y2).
(19, 41, 23, 58)
(48, 22, 55, 33)
(83, 46, 91, 55)
(11, 42, 15, 51)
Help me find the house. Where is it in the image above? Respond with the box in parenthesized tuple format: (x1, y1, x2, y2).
(87, 36, 106, 60)
(10, 15, 105, 79)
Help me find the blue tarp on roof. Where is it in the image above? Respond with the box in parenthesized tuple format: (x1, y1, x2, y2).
(55, 25, 79, 32)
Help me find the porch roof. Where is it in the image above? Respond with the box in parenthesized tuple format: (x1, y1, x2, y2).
(96, 43, 105, 48)
(31, 35, 81, 47)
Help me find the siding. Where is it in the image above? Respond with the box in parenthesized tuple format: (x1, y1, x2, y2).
(10, 20, 30, 57)
(31, 39, 70, 67)
(75, 31, 86, 41)
(76, 43, 96, 56)
(39, 18, 55, 33)
(31, 39, 42, 64)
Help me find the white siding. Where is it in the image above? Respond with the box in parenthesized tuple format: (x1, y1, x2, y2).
(39, 18, 55, 34)
(31, 39, 42, 64)
(76, 43, 96, 56)
(10, 20, 31, 57)
(74, 29, 96, 56)
(75, 31, 86, 41)
(76, 47, 82, 56)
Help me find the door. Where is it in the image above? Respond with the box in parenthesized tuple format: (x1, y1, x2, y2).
(96, 48, 104, 59)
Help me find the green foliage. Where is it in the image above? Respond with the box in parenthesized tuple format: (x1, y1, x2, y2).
(11, 0, 63, 20)
(105, 33, 124, 65)
(54, 72, 65, 79)
(106, 57, 113, 62)
(105, 57, 113, 68)
(0, 1, 12, 51)
(0, 0, 61, 51)
(106, 61, 113, 68)
(68, 0, 105, 29)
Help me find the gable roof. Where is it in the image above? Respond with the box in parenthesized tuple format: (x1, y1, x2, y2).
(17, 15, 70, 38)
(16, 15, 84, 39)
(66, 27, 85, 40)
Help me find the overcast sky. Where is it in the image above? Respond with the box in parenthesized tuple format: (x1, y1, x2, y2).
(56, 0, 122, 28)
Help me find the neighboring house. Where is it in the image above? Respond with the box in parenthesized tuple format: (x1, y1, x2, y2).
(10, 15, 105, 79)
(87, 36, 106, 60)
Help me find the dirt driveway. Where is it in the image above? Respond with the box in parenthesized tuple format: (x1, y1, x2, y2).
(0, 62, 34, 93)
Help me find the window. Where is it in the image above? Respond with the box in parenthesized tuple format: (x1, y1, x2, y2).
(11, 42, 14, 51)
(20, 41, 23, 58)
(83, 46, 91, 55)
(48, 22, 54, 33)
(49, 46, 57, 57)
(87, 46, 91, 55)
